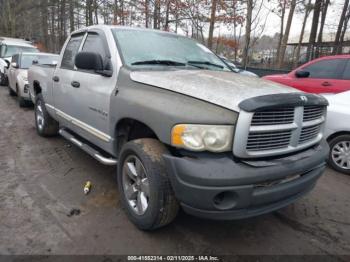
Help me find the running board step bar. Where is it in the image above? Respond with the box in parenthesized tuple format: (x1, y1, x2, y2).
(59, 129, 117, 166)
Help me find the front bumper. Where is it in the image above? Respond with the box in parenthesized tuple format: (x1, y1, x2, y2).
(164, 141, 328, 220)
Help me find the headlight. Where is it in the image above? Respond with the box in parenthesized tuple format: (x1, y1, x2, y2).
(21, 75, 28, 81)
(171, 124, 234, 152)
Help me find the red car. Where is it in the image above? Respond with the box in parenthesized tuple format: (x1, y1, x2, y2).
(263, 55, 350, 94)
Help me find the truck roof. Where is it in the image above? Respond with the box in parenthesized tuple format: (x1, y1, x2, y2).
(21, 52, 58, 56)
(71, 25, 179, 37)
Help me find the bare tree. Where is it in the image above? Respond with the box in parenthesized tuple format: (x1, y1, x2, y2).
(307, 0, 321, 60)
(294, 0, 312, 67)
(333, 0, 350, 54)
(277, 0, 297, 67)
(242, 0, 253, 67)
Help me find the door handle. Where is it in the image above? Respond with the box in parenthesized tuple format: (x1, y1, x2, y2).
(71, 81, 80, 88)
(52, 76, 60, 82)
(322, 81, 332, 86)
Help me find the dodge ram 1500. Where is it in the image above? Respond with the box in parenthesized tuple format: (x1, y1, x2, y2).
(29, 25, 329, 230)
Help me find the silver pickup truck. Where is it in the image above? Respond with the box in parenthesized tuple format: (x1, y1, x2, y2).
(28, 25, 329, 230)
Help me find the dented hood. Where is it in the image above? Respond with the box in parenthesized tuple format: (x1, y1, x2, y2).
(130, 70, 297, 112)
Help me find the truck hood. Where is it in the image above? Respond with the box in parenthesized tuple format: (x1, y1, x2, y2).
(130, 70, 297, 112)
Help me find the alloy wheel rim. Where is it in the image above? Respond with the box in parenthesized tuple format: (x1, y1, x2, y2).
(122, 155, 150, 215)
(36, 101, 45, 130)
(332, 141, 350, 170)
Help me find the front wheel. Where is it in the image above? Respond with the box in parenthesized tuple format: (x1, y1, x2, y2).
(35, 94, 59, 137)
(117, 139, 179, 230)
(0, 72, 7, 86)
(328, 134, 350, 175)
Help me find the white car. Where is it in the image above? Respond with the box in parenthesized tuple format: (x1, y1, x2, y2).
(219, 56, 258, 77)
(0, 37, 38, 86)
(8, 52, 58, 107)
(324, 91, 350, 174)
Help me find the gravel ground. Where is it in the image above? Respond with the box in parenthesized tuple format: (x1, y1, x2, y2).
(0, 85, 349, 258)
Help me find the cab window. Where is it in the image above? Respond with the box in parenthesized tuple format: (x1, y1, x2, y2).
(82, 33, 107, 60)
(61, 33, 84, 70)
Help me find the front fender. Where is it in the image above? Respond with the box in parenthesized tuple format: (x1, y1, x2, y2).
(110, 68, 238, 146)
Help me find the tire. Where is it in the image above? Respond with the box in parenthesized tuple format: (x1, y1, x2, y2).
(34, 93, 59, 137)
(0, 72, 7, 86)
(8, 86, 16, 96)
(18, 96, 28, 108)
(117, 138, 179, 230)
(17, 86, 27, 108)
(328, 134, 350, 175)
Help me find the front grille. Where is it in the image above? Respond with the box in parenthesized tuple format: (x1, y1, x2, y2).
(303, 106, 325, 122)
(251, 107, 295, 126)
(247, 130, 292, 151)
(299, 124, 322, 144)
(234, 104, 326, 158)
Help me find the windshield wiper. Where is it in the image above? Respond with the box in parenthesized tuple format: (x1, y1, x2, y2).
(131, 60, 186, 66)
(187, 60, 224, 69)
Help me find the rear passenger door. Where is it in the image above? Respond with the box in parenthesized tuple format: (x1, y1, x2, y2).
(52, 32, 85, 129)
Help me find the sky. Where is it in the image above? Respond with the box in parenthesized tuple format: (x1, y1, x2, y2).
(215, 0, 347, 42)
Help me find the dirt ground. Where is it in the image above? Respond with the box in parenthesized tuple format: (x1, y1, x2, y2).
(0, 85, 349, 258)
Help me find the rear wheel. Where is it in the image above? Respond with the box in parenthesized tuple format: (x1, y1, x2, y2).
(35, 94, 59, 137)
(117, 139, 179, 230)
(328, 134, 350, 175)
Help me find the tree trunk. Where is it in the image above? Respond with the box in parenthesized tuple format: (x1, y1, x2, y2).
(315, 0, 330, 57)
(307, 0, 322, 60)
(276, 1, 286, 66)
(164, 1, 170, 31)
(113, 0, 118, 25)
(294, 0, 311, 68)
(207, 0, 217, 49)
(94, 0, 99, 24)
(242, 0, 252, 68)
(278, 0, 296, 68)
(41, 0, 49, 50)
(333, 0, 350, 54)
(69, 0, 75, 32)
(145, 0, 149, 28)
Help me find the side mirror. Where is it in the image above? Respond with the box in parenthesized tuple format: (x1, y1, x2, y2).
(11, 62, 18, 68)
(75, 52, 112, 77)
(75, 51, 103, 71)
(4, 60, 10, 69)
(295, 70, 310, 78)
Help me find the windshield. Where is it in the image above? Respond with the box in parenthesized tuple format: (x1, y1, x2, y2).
(112, 29, 230, 71)
(1, 45, 38, 58)
(21, 54, 58, 69)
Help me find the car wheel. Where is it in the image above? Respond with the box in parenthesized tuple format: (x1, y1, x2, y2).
(16, 86, 27, 107)
(8, 85, 16, 96)
(35, 93, 59, 137)
(117, 138, 179, 230)
(18, 96, 28, 108)
(328, 134, 350, 175)
(0, 72, 7, 86)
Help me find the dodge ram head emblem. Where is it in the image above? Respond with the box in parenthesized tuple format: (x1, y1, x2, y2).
(300, 95, 308, 102)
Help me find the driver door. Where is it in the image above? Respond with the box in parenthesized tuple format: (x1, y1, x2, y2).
(292, 58, 348, 94)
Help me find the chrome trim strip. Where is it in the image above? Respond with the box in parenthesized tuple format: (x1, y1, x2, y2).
(46, 103, 111, 142)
